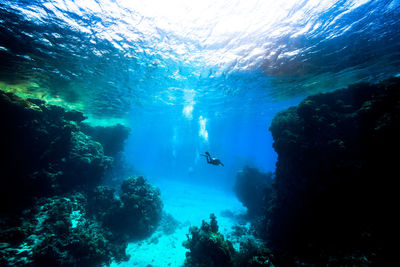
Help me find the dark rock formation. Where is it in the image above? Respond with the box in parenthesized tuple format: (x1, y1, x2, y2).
(233, 166, 274, 219)
(0, 91, 111, 213)
(80, 123, 132, 186)
(1, 175, 164, 266)
(183, 214, 235, 267)
(88, 176, 163, 240)
(183, 214, 274, 267)
(119, 176, 163, 238)
(80, 123, 130, 157)
(0, 91, 164, 265)
(268, 78, 399, 265)
(233, 239, 275, 267)
(0, 193, 128, 266)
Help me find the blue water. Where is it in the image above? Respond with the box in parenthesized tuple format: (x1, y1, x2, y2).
(1, 1, 400, 264)
(3, 0, 399, 190)
(124, 99, 280, 188)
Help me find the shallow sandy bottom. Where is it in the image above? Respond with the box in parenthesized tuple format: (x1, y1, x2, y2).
(111, 180, 246, 267)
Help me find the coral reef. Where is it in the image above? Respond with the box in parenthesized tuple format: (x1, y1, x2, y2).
(0, 91, 111, 213)
(119, 176, 163, 238)
(0, 193, 128, 266)
(267, 78, 400, 265)
(184, 77, 400, 266)
(233, 239, 275, 267)
(1, 176, 164, 266)
(88, 176, 163, 240)
(0, 91, 163, 265)
(233, 166, 274, 219)
(80, 123, 131, 184)
(80, 123, 130, 157)
(183, 214, 275, 267)
(183, 214, 235, 267)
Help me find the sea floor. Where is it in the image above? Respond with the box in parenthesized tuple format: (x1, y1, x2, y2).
(111, 180, 247, 267)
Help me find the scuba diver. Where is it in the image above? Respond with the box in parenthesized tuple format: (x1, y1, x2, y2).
(201, 152, 224, 166)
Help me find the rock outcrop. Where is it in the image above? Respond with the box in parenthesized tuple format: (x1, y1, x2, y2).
(183, 214, 235, 267)
(0, 91, 162, 266)
(88, 176, 163, 240)
(0, 91, 111, 212)
(233, 166, 274, 219)
(268, 78, 399, 265)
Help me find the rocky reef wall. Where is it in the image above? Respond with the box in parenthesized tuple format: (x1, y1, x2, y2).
(234, 166, 274, 219)
(0, 91, 112, 212)
(268, 78, 399, 264)
(0, 91, 162, 266)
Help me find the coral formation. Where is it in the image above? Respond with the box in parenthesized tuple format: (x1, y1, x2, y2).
(233, 239, 275, 267)
(1, 175, 164, 266)
(80, 123, 130, 157)
(0, 91, 111, 212)
(81, 122, 134, 186)
(119, 176, 163, 238)
(183, 214, 235, 267)
(267, 78, 399, 265)
(88, 176, 163, 240)
(233, 166, 274, 219)
(0, 193, 128, 266)
(183, 214, 275, 267)
(0, 91, 163, 266)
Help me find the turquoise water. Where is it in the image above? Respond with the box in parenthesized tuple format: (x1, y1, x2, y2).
(1, 0, 400, 266)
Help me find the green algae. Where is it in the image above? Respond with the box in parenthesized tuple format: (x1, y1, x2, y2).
(0, 81, 128, 127)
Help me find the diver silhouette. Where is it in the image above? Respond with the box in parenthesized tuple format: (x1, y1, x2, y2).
(201, 151, 224, 166)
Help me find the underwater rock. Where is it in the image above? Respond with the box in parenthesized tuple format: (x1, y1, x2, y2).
(0, 193, 129, 266)
(88, 176, 163, 241)
(59, 131, 112, 191)
(118, 176, 163, 239)
(80, 123, 131, 186)
(0, 91, 111, 213)
(0, 91, 139, 265)
(233, 166, 274, 219)
(1, 175, 164, 266)
(233, 239, 275, 267)
(80, 123, 130, 157)
(183, 214, 235, 267)
(87, 186, 121, 223)
(268, 78, 400, 264)
(182, 214, 277, 267)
